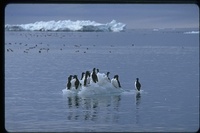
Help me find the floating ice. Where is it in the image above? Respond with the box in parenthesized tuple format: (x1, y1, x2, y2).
(62, 82, 124, 97)
(183, 31, 199, 34)
(5, 20, 126, 32)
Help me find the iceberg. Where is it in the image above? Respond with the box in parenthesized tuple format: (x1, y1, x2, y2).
(5, 20, 126, 32)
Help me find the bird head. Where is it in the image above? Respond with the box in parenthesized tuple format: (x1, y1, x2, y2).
(114, 75, 119, 79)
(106, 72, 110, 76)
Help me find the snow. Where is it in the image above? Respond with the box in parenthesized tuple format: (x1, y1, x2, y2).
(63, 80, 124, 97)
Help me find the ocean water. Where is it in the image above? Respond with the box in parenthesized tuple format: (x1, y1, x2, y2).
(5, 29, 199, 132)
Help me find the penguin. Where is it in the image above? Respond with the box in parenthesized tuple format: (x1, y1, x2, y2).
(80, 72, 85, 86)
(115, 75, 121, 88)
(74, 75, 80, 89)
(67, 75, 73, 90)
(111, 75, 121, 88)
(96, 68, 99, 73)
(96, 68, 104, 78)
(135, 78, 141, 91)
(84, 71, 90, 86)
(92, 68, 98, 83)
(70, 75, 76, 88)
(81, 72, 85, 80)
(106, 72, 111, 82)
(96, 69, 110, 85)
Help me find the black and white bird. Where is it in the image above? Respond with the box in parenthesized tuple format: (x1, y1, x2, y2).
(106, 72, 111, 82)
(67, 75, 73, 90)
(84, 71, 91, 86)
(96, 68, 102, 81)
(80, 72, 85, 80)
(111, 75, 121, 88)
(135, 78, 141, 91)
(70, 75, 76, 88)
(96, 69, 105, 79)
(91, 68, 98, 83)
(96, 69, 110, 85)
(80, 72, 85, 85)
(74, 75, 80, 89)
(96, 68, 100, 74)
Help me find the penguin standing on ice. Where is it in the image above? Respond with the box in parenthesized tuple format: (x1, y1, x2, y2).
(67, 75, 73, 90)
(96, 68, 100, 78)
(96, 68, 99, 74)
(74, 75, 80, 89)
(70, 75, 76, 88)
(106, 72, 111, 82)
(79, 72, 85, 86)
(135, 78, 141, 91)
(111, 75, 121, 88)
(81, 72, 85, 80)
(92, 68, 98, 83)
(115, 75, 121, 88)
(84, 71, 90, 86)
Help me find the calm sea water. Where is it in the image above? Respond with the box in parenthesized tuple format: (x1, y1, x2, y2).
(5, 29, 199, 132)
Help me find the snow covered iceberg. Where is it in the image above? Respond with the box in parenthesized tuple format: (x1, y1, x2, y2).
(5, 20, 126, 32)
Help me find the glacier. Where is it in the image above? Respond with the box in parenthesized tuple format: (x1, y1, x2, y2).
(5, 20, 126, 32)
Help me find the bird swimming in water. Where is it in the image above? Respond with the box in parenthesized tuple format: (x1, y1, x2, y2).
(135, 78, 141, 91)
(111, 75, 121, 88)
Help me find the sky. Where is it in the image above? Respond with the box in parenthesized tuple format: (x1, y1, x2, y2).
(4, 4, 199, 29)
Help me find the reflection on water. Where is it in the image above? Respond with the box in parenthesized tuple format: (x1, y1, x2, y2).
(136, 92, 141, 107)
(67, 96, 80, 108)
(64, 95, 121, 123)
(135, 92, 141, 124)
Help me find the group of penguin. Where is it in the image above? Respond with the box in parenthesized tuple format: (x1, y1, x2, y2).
(66, 68, 141, 91)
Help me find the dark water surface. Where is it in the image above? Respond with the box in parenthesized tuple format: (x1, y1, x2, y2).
(5, 29, 199, 132)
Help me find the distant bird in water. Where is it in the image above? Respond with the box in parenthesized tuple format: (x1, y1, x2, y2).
(135, 78, 141, 91)
(7, 48, 13, 52)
